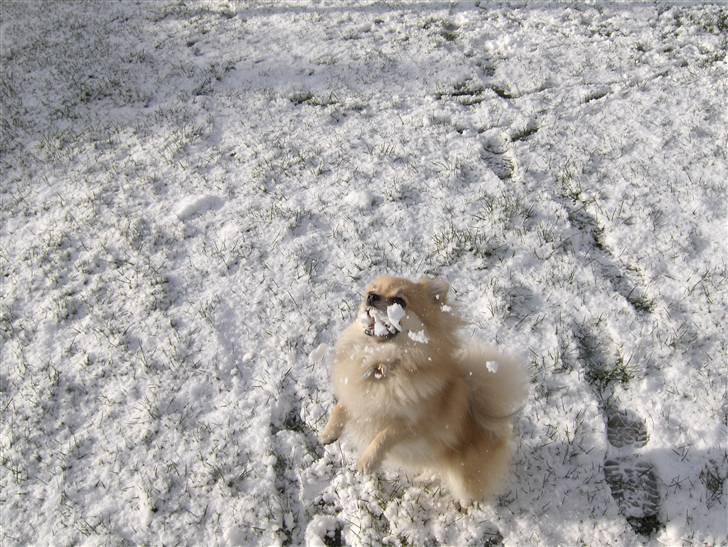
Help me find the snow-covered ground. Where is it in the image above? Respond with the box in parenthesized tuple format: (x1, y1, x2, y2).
(2, 1, 727, 545)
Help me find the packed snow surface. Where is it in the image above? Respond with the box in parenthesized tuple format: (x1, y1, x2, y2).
(1, 1, 727, 546)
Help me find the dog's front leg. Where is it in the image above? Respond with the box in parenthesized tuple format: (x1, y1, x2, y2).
(358, 424, 407, 473)
(320, 403, 348, 445)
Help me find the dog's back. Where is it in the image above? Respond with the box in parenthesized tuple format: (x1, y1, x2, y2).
(457, 342, 528, 438)
(440, 342, 527, 503)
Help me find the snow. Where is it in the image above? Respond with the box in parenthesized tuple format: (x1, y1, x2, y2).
(173, 194, 225, 221)
(2, 1, 727, 546)
(366, 303, 406, 337)
(344, 190, 374, 210)
(408, 329, 430, 345)
(386, 302, 405, 330)
(373, 316, 390, 337)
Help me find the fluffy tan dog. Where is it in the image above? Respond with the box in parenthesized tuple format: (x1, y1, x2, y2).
(320, 276, 526, 504)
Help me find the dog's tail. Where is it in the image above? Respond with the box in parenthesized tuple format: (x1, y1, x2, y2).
(456, 342, 528, 439)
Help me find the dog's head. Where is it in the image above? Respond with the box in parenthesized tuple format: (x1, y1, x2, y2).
(358, 276, 457, 344)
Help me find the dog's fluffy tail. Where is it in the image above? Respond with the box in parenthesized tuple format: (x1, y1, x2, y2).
(457, 342, 528, 439)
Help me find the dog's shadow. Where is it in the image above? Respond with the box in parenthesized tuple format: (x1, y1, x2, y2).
(504, 426, 725, 542)
(324, 431, 726, 545)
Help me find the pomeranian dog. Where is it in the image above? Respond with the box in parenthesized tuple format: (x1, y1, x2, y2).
(320, 275, 526, 505)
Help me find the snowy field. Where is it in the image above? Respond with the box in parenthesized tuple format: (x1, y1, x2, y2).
(2, 1, 727, 545)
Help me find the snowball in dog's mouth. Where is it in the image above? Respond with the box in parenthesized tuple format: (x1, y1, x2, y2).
(363, 312, 397, 339)
(362, 303, 404, 340)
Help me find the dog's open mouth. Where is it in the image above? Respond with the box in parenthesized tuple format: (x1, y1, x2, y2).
(363, 311, 397, 339)
(362, 304, 404, 340)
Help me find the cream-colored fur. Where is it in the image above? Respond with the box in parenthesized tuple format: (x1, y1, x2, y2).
(320, 276, 527, 504)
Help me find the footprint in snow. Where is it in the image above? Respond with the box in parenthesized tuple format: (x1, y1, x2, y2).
(572, 325, 662, 536)
(480, 130, 518, 181)
(603, 456, 661, 536)
(606, 407, 649, 449)
(603, 406, 662, 537)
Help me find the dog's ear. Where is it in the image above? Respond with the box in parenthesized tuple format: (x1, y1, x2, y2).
(421, 277, 450, 304)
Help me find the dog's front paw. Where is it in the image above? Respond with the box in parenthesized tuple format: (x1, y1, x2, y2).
(319, 428, 340, 445)
(357, 446, 382, 473)
(319, 403, 347, 445)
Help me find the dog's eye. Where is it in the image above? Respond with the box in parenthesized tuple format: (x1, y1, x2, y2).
(391, 296, 406, 309)
(366, 293, 380, 306)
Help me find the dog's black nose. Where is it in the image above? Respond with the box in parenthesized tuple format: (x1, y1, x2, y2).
(366, 293, 379, 306)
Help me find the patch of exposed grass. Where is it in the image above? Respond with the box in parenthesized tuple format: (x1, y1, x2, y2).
(290, 91, 339, 107)
(435, 78, 485, 105)
(432, 224, 504, 265)
(586, 351, 635, 390)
